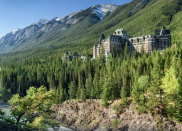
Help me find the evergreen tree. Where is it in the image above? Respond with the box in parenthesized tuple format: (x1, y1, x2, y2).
(124, 42, 130, 59)
(101, 80, 111, 107)
(68, 81, 77, 99)
(112, 46, 117, 58)
(85, 74, 93, 99)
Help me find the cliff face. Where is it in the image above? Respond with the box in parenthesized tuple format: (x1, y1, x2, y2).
(51, 101, 182, 131)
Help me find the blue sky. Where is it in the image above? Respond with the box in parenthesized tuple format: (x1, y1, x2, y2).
(0, 0, 132, 37)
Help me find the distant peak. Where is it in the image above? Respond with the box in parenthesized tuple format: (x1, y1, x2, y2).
(92, 4, 117, 8)
(92, 4, 117, 20)
(103, 3, 116, 5)
(34, 18, 48, 22)
(33, 18, 49, 27)
(55, 17, 64, 21)
(92, 4, 100, 8)
(54, 17, 67, 23)
(12, 28, 21, 34)
(68, 11, 82, 18)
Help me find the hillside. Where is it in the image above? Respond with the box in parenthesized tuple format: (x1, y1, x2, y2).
(0, 0, 182, 65)
(1, 28, 182, 129)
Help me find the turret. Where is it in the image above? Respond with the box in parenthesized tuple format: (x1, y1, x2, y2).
(160, 26, 166, 35)
(99, 34, 105, 43)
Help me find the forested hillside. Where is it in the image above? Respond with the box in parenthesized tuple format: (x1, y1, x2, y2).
(0, 0, 160, 65)
(1, 43, 182, 121)
(1, 0, 182, 130)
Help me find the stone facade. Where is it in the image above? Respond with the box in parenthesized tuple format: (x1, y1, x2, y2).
(93, 26, 171, 59)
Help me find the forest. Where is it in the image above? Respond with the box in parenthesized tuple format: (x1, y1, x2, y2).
(0, 42, 182, 122)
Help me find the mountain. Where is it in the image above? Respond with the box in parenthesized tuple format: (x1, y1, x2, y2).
(0, 18, 49, 53)
(0, 4, 117, 54)
(0, 0, 182, 65)
(92, 4, 117, 20)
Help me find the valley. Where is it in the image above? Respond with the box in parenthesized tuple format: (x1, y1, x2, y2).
(1, 0, 182, 130)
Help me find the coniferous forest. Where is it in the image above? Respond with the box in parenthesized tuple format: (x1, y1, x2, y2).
(1, 43, 182, 122)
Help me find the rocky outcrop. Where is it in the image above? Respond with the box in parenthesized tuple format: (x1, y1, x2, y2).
(51, 100, 182, 131)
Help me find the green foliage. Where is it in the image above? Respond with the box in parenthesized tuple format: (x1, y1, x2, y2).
(0, 109, 16, 128)
(112, 120, 120, 129)
(120, 88, 127, 100)
(160, 65, 180, 95)
(113, 104, 121, 114)
(131, 75, 149, 105)
(1, 0, 182, 129)
(7, 86, 59, 130)
(101, 84, 111, 107)
(68, 81, 77, 99)
(104, 125, 110, 130)
(120, 99, 132, 108)
(160, 62, 182, 122)
(124, 42, 130, 59)
(1, 34, 182, 124)
(95, 109, 101, 115)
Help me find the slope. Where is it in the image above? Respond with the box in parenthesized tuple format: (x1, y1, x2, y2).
(0, 4, 117, 54)
(1, 0, 182, 65)
(10, 0, 151, 56)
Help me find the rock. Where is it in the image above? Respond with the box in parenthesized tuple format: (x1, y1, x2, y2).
(51, 101, 182, 131)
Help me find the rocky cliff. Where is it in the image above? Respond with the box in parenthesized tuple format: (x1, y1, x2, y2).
(52, 100, 182, 131)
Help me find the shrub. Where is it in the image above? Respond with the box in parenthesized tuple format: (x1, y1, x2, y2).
(112, 120, 120, 129)
(113, 104, 121, 114)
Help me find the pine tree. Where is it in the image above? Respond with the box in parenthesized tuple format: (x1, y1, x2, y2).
(55, 88, 60, 104)
(59, 86, 66, 103)
(112, 46, 117, 58)
(140, 44, 145, 55)
(85, 74, 93, 99)
(101, 80, 111, 107)
(68, 81, 77, 99)
(124, 42, 130, 59)
(92, 73, 101, 99)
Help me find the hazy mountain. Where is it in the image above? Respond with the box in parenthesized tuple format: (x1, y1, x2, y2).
(0, 4, 117, 54)
(0, 18, 49, 53)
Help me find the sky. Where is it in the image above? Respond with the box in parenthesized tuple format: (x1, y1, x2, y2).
(0, 0, 132, 38)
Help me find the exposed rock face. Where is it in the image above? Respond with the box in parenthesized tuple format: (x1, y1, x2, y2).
(52, 101, 182, 131)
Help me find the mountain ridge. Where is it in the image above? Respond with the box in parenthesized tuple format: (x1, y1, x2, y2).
(0, 4, 117, 54)
(1, 0, 182, 65)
